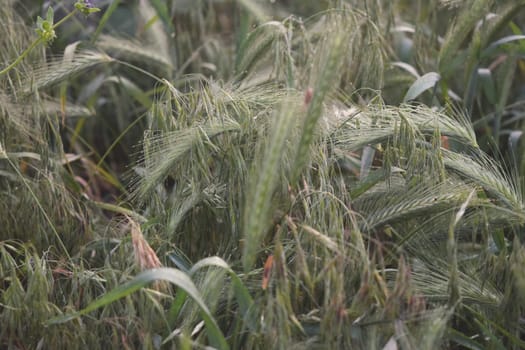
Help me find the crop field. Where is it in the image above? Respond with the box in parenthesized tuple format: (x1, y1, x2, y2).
(1, 0, 525, 348)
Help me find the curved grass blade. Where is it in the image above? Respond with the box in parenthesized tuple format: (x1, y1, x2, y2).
(168, 257, 257, 337)
(391, 61, 420, 78)
(189, 257, 256, 329)
(403, 72, 441, 102)
(47, 268, 229, 350)
(481, 34, 525, 58)
(448, 328, 484, 350)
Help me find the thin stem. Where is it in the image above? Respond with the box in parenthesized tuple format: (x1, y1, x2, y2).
(52, 8, 79, 29)
(0, 9, 79, 77)
(115, 59, 164, 83)
(0, 38, 43, 76)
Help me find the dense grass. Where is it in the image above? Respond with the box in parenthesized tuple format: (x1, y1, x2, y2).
(1, 0, 525, 348)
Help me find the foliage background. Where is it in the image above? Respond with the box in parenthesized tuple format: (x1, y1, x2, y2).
(1, 0, 525, 348)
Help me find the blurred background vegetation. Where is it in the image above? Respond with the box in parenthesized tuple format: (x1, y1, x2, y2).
(1, 0, 525, 348)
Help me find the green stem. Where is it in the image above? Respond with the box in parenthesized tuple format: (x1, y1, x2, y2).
(52, 8, 78, 28)
(0, 38, 43, 76)
(0, 9, 78, 77)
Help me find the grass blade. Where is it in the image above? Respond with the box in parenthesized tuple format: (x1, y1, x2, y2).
(47, 268, 229, 350)
(403, 72, 441, 102)
(189, 257, 256, 330)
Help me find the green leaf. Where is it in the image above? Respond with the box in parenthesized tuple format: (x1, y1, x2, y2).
(403, 72, 441, 102)
(448, 328, 484, 350)
(350, 168, 401, 199)
(492, 228, 506, 252)
(477, 68, 496, 105)
(189, 257, 256, 330)
(46, 6, 54, 24)
(47, 268, 229, 350)
(482, 35, 525, 58)
(359, 145, 375, 180)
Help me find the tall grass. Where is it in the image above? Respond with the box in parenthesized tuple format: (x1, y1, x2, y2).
(1, 0, 525, 348)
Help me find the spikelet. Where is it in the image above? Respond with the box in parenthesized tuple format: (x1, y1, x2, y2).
(26, 51, 113, 93)
(128, 216, 167, 292)
(438, 0, 493, 75)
